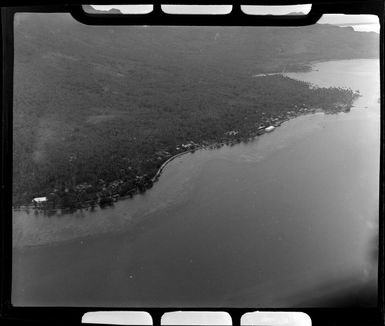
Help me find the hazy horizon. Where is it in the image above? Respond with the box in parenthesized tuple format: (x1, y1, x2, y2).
(89, 5, 380, 33)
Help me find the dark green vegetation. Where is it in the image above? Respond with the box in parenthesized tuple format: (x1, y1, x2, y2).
(13, 13, 378, 209)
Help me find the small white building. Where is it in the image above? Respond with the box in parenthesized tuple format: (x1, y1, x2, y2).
(265, 126, 275, 132)
(32, 197, 47, 208)
(32, 197, 47, 203)
(181, 143, 194, 149)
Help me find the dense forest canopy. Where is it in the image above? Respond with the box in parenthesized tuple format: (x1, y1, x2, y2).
(13, 13, 379, 208)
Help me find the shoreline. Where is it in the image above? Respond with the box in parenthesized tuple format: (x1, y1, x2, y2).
(12, 104, 354, 215)
(12, 105, 363, 249)
(13, 60, 365, 212)
(11, 114, 303, 250)
(12, 116, 294, 214)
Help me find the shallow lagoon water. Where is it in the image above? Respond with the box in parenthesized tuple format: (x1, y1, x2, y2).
(13, 59, 380, 307)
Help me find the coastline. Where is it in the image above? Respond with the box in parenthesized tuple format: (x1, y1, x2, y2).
(11, 104, 361, 250)
(13, 57, 380, 250)
(12, 51, 380, 307)
(11, 115, 297, 250)
(150, 59, 376, 185)
(14, 107, 356, 215)
(11, 116, 297, 213)
(13, 103, 354, 215)
(13, 63, 362, 213)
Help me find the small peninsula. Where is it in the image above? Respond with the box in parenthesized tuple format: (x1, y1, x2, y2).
(15, 74, 359, 212)
(13, 13, 375, 212)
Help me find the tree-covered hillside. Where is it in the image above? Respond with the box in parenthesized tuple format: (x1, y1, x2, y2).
(13, 13, 378, 208)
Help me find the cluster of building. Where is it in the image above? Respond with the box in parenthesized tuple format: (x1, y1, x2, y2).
(30, 103, 350, 212)
(176, 141, 200, 151)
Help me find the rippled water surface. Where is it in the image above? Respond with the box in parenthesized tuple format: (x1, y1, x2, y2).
(13, 59, 380, 307)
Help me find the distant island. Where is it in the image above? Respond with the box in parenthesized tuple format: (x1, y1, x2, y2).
(13, 12, 376, 212)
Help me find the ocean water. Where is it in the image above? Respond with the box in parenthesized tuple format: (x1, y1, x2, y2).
(13, 59, 380, 307)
